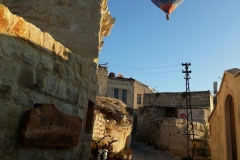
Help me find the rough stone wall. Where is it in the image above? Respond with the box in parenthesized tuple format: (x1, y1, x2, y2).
(133, 81, 154, 109)
(209, 70, 240, 160)
(92, 97, 132, 153)
(0, 0, 115, 62)
(92, 111, 106, 140)
(97, 66, 108, 97)
(107, 78, 134, 109)
(144, 91, 212, 108)
(0, 5, 97, 160)
(178, 108, 210, 124)
(136, 107, 208, 158)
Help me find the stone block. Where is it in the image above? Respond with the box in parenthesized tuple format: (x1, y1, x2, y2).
(54, 61, 65, 78)
(0, 103, 21, 128)
(0, 36, 24, 60)
(42, 148, 56, 160)
(17, 63, 36, 89)
(55, 79, 66, 99)
(62, 103, 73, 116)
(66, 84, 79, 104)
(24, 44, 40, 67)
(80, 59, 87, 76)
(0, 60, 20, 86)
(55, 148, 72, 160)
(0, 84, 12, 101)
(91, 67, 97, 84)
(10, 15, 30, 40)
(43, 75, 57, 94)
(53, 41, 67, 60)
(0, 4, 14, 34)
(42, 32, 54, 54)
(28, 23, 43, 49)
(78, 89, 87, 108)
(35, 68, 45, 89)
(65, 66, 74, 82)
(0, 128, 17, 156)
(76, 74, 89, 89)
(13, 90, 29, 106)
(41, 55, 53, 70)
(78, 108, 85, 120)
(18, 148, 41, 160)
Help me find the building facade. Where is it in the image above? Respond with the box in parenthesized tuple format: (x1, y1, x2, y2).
(209, 68, 240, 160)
(0, 1, 115, 159)
(97, 66, 154, 134)
(142, 91, 213, 124)
(97, 66, 154, 111)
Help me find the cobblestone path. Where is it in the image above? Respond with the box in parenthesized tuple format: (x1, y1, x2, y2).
(131, 141, 175, 160)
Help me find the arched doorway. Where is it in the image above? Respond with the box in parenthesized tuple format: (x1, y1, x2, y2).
(225, 94, 238, 160)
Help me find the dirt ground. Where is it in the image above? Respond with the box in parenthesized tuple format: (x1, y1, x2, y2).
(131, 141, 175, 160)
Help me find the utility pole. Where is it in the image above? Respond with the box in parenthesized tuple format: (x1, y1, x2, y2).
(182, 63, 195, 157)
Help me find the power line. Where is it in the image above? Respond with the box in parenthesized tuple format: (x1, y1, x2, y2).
(107, 69, 182, 74)
(107, 63, 180, 70)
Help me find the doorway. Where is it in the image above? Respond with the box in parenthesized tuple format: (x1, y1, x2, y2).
(225, 95, 238, 160)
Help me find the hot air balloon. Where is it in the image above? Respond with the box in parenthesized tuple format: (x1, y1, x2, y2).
(151, 0, 184, 20)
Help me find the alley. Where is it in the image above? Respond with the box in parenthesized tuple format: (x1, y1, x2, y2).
(131, 141, 175, 160)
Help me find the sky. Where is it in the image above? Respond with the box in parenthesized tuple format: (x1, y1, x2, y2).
(98, 0, 240, 93)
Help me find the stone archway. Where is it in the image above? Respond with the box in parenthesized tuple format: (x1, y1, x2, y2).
(225, 94, 238, 160)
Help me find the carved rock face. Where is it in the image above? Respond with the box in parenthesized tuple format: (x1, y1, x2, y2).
(1, 0, 115, 62)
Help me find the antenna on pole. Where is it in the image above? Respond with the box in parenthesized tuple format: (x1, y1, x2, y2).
(182, 62, 194, 157)
(98, 62, 108, 69)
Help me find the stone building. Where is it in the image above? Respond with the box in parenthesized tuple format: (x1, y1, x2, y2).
(97, 66, 154, 112)
(97, 66, 154, 134)
(142, 91, 213, 124)
(0, 0, 115, 159)
(1, 0, 115, 62)
(209, 68, 240, 160)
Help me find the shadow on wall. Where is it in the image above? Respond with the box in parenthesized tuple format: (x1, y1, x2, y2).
(0, 4, 98, 160)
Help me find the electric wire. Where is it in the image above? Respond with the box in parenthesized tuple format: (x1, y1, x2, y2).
(107, 63, 181, 70)
(107, 69, 182, 74)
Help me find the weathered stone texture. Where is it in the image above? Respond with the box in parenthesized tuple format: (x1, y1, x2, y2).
(0, 4, 98, 160)
(209, 69, 240, 160)
(92, 97, 133, 153)
(1, 0, 115, 62)
(144, 91, 212, 108)
(136, 107, 208, 158)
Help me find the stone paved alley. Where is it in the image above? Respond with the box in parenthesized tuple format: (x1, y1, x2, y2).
(131, 141, 175, 160)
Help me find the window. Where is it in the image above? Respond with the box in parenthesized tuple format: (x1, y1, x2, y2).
(137, 94, 141, 104)
(85, 100, 94, 134)
(114, 89, 119, 99)
(122, 89, 127, 103)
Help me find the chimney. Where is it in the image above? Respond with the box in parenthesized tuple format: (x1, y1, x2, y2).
(213, 82, 218, 94)
(118, 74, 123, 78)
(109, 72, 115, 77)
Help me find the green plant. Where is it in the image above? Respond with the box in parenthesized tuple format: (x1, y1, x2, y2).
(181, 156, 194, 160)
(198, 126, 211, 157)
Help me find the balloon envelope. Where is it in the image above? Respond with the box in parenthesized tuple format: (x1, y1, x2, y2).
(151, 0, 184, 14)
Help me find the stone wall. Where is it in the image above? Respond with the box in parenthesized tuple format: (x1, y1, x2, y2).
(136, 107, 208, 158)
(209, 69, 240, 160)
(97, 66, 108, 97)
(177, 108, 210, 124)
(0, 5, 97, 159)
(92, 111, 106, 140)
(92, 97, 132, 153)
(0, 0, 115, 62)
(107, 78, 135, 109)
(144, 91, 213, 108)
(133, 81, 154, 109)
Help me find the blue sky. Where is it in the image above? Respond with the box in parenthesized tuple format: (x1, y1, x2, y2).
(98, 0, 240, 93)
